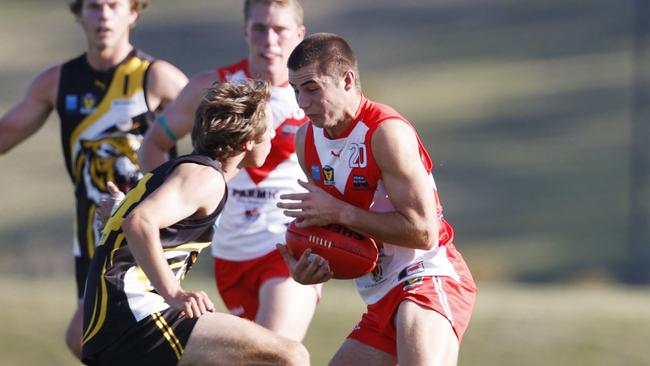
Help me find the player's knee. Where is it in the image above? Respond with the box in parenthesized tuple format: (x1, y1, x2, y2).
(281, 340, 310, 366)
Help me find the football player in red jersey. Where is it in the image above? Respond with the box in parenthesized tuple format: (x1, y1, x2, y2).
(138, 0, 319, 342)
(278, 33, 477, 366)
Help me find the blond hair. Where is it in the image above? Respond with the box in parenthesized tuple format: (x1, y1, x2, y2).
(244, 0, 304, 25)
(192, 81, 271, 161)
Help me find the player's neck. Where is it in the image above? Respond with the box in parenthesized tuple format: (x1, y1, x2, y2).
(220, 156, 244, 181)
(249, 60, 289, 87)
(326, 92, 363, 138)
(86, 41, 134, 71)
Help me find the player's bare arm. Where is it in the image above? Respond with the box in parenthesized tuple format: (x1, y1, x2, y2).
(293, 122, 309, 179)
(138, 71, 218, 172)
(279, 119, 438, 250)
(0, 65, 59, 154)
(354, 119, 438, 249)
(121, 163, 224, 317)
(145, 60, 188, 112)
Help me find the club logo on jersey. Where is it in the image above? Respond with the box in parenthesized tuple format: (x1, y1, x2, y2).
(323, 165, 335, 186)
(94, 79, 106, 90)
(311, 165, 321, 181)
(352, 175, 371, 190)
(80, 93, 97, 115)
(244, 207, 261, 221)
(65, 94, 78, 112)
(403, 277, 424, 291)
(79, 135, 143, 203)
(398, 261, 425, 281)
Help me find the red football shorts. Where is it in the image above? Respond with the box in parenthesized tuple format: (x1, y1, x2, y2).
(348, 244, 477, 356)
(214, 249, 321, 320)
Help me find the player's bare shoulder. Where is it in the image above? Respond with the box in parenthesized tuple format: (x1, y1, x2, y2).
(29, 64, 62, 106)
(145, 60, 188, 111)
(371, 119, 420, 164)
(173, 161, 226, 214)
(187, 70, 222, 96)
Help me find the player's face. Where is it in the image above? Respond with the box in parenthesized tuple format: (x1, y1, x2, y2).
(77, 0, 137, 51)
(289, 63, 348, 132)
(244, 105, 275, 168)
(244, 2, 305, 83)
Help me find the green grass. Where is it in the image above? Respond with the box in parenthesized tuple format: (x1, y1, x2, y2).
(0, 1, 647, 364)
(1, 276, 649, 366)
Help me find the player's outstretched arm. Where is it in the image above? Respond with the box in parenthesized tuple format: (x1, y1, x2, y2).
(0, 66, 58, 154)
(138, 71, 218, 172)
(121, 163, 224, 317)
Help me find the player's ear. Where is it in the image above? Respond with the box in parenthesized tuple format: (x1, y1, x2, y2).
(297, 24, 306, 41)
(343, 70, 355, 91)
(244, 139, 255, 152)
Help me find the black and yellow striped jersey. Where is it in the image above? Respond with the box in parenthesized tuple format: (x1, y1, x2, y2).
(55, 50, 176, 299)
(81, 154, 225, 359)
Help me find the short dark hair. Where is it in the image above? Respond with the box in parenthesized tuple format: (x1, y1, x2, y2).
(69, 0, 149, 16)
(192, 80, 271, 161)
(287, 32, 360, 88)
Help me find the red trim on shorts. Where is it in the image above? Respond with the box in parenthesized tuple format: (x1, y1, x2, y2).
(213, 249, 321, 320)
(348, 243, 476, 356)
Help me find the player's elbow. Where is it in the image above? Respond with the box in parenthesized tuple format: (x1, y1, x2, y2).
(121, 211, 150, 237)
(280, 340, 310, 366)
(138, 132, 169, 172)
(411, 221, 438, 250)
(121, 213, 138, 234)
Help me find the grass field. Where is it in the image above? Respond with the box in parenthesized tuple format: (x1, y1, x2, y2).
(1, 275, 649, 366)
(1, 1, 648, 365)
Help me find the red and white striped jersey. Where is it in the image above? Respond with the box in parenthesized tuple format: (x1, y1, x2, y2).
(211, 59, 308, 260)
(303, 96, 461, 304)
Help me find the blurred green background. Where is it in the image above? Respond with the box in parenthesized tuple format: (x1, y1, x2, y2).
(1, 0, 649, 365)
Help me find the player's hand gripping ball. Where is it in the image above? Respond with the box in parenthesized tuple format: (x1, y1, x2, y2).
(286, 221, 379, 279)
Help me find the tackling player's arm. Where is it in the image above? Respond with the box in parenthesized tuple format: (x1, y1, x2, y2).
(276, 123, 334, 284)
(121, 163, 224, 317)
(0, 65, 59, 154)
(138, 71, 218, 172)
(279, 119, 438, 250)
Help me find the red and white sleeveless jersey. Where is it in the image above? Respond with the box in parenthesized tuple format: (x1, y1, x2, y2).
(303, 96, 461, 304)
(211, 59, 308, 260)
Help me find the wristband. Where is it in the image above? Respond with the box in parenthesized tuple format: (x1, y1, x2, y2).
(158, 114, 177, 143)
